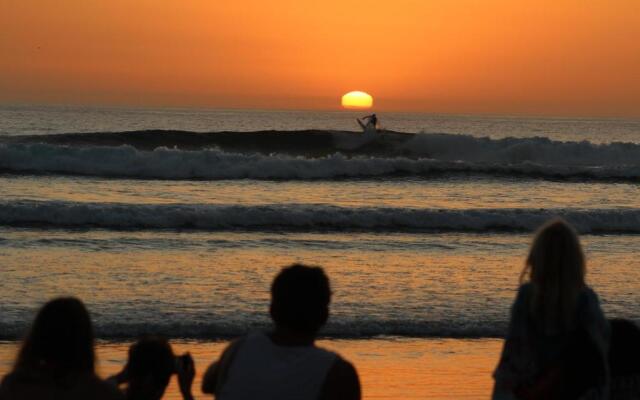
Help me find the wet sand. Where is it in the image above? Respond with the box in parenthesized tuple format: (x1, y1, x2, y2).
(0, 338, 501, 399)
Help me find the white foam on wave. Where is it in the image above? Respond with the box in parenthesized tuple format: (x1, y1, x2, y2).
(400, 133, 640, 165)
(1, 140, 640, 181)
(2, 200, 640, 233)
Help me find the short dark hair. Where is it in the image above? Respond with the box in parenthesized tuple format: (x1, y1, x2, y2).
(270, 264, 331, 333)
(127, 336, 175, 388)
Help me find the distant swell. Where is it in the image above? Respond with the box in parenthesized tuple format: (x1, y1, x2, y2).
(2, 141, 640, 181)
(2, 200, 640, 233)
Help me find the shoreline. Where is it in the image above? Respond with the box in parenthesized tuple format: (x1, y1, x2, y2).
(0, 337, 502, 399)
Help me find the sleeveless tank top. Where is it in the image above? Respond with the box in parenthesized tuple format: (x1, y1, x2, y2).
(217, 332, 338, 400)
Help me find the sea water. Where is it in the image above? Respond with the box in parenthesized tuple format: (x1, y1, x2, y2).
(1, 105, 640, 398)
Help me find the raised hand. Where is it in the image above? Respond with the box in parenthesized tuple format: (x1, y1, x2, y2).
(176, 353, 196, 400)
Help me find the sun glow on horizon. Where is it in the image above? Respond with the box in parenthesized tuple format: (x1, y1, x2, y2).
(341, 91, 373, 109)
(1, 1, 639, 116)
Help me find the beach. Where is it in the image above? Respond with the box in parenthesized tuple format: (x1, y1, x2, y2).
(2, 0, 640, 397)
(0, 339, 502, 399)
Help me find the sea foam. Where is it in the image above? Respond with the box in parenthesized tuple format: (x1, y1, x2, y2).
(1, 138, 640, 181)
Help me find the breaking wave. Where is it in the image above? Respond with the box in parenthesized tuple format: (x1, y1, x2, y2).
(2, 200, 640, 233)
(2, 139, 640, 181)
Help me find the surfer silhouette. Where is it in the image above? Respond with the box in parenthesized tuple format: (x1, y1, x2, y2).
(357, 113, 378, 133)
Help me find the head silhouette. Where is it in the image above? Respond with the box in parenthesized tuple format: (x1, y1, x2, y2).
(521, 218, 586, 332)
(270, 264, 331, 335)
(125, 336, 175, 400)
(15, 297, 95, 374)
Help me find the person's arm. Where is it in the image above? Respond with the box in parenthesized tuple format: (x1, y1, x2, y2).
(492, 284, 532, 398)
(579, 288, 611, 398)
(318, 356, 361, 400)
(176, 353, 196, 400)
(201, 339, 243, 395)
(580, 288, 610, 356)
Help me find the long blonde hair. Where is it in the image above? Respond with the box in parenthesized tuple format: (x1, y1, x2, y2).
(520, 218, 586, 333)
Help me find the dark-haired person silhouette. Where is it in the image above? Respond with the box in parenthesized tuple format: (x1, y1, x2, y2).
(108, 336, 195, 400)
(0, 297, 123, 400)
(492, 219, 610, 400)
(202, 264, 361, 400)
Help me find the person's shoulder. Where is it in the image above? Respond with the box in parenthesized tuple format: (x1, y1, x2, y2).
(518, 282, 533, 293)
(216, 333, 254, 358)
(0, 371, 20, 388)
(581, 285, 598, 297)
(319, 355, 361, 400)
(329, 355, 359, 379)
(201, 334, 250, 395)
(0, 371, 52, 400)
(576, 285, 609, 335)
(0, 369, 42, 384)
(0, 371, 23, 398)
(0, 371, 122, 400)
(578, 285, 602, 306)
(0, 369, 52, 394)
(513, 283, 533, 304)
(243, 331, 266, 342)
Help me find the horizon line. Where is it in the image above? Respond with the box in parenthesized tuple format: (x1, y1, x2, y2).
(1, 101, 639, 121)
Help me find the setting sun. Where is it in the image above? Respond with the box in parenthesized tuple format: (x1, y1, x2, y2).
(2, 2, 640, 400)
(341, 91, 373, 109)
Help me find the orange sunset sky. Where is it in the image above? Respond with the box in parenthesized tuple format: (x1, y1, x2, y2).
(1, 0, 639, 116)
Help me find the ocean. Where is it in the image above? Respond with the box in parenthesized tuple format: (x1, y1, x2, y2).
(1, 105, 640, 398)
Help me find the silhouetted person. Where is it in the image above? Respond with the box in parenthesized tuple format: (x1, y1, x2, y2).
(0, 297, 123, 400)
(357, 113, 378, 132)
(609, 319, 640, 399)
(492, 219, 610, 400)
(202, 264, 361, 400)
(108, 336, 195, 400)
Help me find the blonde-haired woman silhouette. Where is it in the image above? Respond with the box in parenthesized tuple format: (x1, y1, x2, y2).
(493, 219, 610, 400)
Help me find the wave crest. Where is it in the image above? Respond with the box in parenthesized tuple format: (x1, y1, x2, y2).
(2, 140, 640, 181)
(2, 200, 640, 233)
